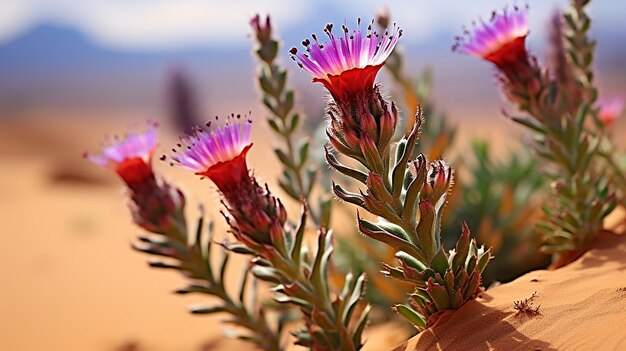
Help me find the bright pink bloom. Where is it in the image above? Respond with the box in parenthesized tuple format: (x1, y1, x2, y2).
(171, 114, 286, 246)
(454, 5, 530, 73)
(598, 97, 624, 126)
(86, 123, 157, 187)
(290, 20, 401, 101)
(171, 114, 253, 192)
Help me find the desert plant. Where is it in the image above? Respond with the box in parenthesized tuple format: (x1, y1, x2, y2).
(290, 20, 492, 328)
(87, 120, 370, 351)
(84, 124, 283, 350)
(454, 1, 617, 267)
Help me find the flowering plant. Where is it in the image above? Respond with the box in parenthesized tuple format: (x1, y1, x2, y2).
(87, 0, 624, 349)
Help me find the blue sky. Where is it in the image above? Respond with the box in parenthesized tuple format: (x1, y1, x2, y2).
(3, 0, 623, 50)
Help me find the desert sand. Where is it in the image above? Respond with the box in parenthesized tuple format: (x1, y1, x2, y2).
(392, 231, 626, 351)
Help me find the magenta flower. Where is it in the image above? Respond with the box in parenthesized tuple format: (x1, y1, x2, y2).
(85, 123, 158, 187)
(86, 122, 186, 232)
(171, 114, 286, 247)
(171, 114, 253, 192)
(598, 97, 624, 126)
(454, 5, 530, 75)
(290, 19, 401, 101)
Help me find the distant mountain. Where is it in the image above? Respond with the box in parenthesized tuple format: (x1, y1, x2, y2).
(0, 23, 257, 113)
(0, 22, 623, 117)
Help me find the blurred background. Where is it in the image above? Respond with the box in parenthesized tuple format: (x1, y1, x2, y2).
(1, 0, 625, 350)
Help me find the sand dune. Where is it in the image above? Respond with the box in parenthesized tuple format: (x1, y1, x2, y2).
(393, 231, 626, 351)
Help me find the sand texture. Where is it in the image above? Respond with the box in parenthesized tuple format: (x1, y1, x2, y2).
(393, 232, 626, 351)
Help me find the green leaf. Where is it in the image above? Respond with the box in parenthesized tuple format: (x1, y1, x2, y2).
(392, 121, 421, 198)
(148, 260, 182, 270)
(274, 295, 310, 308)
(189, 304, 227, 314)
(402, 157, 426, 224)
(394, 304, 426, 328)
(352, 305, 371, 348)
(298, 141, 309, 167)
(430, 248, 449, 276)
(251, 266, 283, 284)
(511, 117, 546, 134)
(378, 221, 411, 242)
(259, 71, 274, 95)
(277, 70, 287, 94)
(175, 285, 213, 295)
(284, 90, 295, 115)
(357, 214, 425, 262)
(267, 118, 281, 133)
(476, 250, 492, 274)
(278, 178, 299, 199)
(289, 113, 300, 132)
(274, 148, 293, 168)
(332, 182, 365, 207)
(291, 205, 307, 267)
(416, 200, 436, 258)
(319, 196, 333, 229)
(396, 251, 427, 271)
(325, 146, 368, 184)
(452, 223, 470, 273)
(310, 230, 333, 304)
(342, 273, 366, 325)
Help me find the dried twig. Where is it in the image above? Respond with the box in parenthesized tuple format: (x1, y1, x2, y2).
(514, 291, 541, 315)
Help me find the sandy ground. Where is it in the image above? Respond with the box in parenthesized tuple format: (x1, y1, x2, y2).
(393, 232, 626, 351)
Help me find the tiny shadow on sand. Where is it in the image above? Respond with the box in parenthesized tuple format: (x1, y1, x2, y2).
(577, 231, 626, 271)
(391, 301, 556, 351)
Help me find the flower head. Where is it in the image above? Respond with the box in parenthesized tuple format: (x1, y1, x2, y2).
(598, 97, 624, 126)
(290, 19, 401, 101)
(454, 5, 529, 71)
(171, 113, 286, 247)
(85, 123, 158, 187)
(171, 113, 253, 192)
(86, 122, 185, 232)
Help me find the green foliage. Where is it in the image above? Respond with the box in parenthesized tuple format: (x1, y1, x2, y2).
(248, 206, 370, 351)
(499, 0, 618, 265)
(252, 15, 327, 226)
(444, 141, 550, 284)
(327, 104, 493, 328)
(133, 211, 284, 351)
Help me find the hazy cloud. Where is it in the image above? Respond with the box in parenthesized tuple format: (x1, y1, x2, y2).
(0, 0, 624, 49)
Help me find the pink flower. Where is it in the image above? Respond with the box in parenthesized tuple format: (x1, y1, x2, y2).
(170, 114, 286, 246)
(290, 19, 401, 102)
(86, 122, 185, 232)
(171, 114, 253, 192)
(598, 97, 624, 126)
(454, 5, 530, 77)
(85, 123, 157, 188)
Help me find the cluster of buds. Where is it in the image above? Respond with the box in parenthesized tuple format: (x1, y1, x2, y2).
(85, 123, 185, 233)
(170, 114, 286, 249)
(293, 20, 491, 328)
